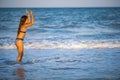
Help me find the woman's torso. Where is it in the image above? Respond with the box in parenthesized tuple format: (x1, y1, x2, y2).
(16, 25, 27, 39)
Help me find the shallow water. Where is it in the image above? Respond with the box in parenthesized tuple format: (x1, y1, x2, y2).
(0, 48, 120, 80)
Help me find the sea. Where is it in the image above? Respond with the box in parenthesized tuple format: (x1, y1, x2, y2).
(0, 8, 120, 49)
(0, 8, 120, 80)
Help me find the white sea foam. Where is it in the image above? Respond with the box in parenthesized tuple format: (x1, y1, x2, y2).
(0, 40, 120, 49)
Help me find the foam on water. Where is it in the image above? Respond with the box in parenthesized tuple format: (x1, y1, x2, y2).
(0, 40, 120, 49)
(0, 8, 120, 50)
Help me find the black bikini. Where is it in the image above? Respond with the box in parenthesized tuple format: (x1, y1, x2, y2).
(16, 30, 26, 41)
(19, 30, 26, 33)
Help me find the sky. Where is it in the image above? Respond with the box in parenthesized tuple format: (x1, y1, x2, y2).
(0, 0, 120, 7)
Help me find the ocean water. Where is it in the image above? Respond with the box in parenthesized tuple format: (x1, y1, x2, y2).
(0, 8, 120, 80)
(0, 8, 120, 49)
(0, 49, 120, 80)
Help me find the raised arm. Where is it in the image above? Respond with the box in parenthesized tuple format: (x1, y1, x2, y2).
(30, 10, 34, 25)
(25, 10, 34, 27)
(26, 9, 31, 23)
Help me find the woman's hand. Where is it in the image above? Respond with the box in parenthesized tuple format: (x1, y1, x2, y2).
(26, 9, 29, 15)
(30, 10, 34, 16)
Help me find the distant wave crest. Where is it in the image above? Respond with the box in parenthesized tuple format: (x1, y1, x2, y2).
(0, 40, 120, 49)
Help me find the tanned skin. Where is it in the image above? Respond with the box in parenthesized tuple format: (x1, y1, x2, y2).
(15, 9, 34, 62)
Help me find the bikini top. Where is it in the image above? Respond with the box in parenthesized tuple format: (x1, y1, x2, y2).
(18, 30, 26, 33)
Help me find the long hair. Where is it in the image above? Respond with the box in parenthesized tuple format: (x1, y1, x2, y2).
(19, 15, 28, 26)
(17, 15, 27, 34)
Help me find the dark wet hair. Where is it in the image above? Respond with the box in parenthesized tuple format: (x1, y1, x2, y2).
(19, 15, 28, 25)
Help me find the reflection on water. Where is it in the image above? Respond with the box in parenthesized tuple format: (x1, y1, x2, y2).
(0, 49, 120, 80)
(16, 65, 25, 80)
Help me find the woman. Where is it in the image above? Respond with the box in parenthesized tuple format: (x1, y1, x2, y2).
(15, 9, 34, 62)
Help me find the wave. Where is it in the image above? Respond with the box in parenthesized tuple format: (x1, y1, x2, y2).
(0, 40, 120, 49)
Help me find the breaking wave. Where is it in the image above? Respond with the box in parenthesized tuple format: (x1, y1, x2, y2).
(0, 40, 120, 49)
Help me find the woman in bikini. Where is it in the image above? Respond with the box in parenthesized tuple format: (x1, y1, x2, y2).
(15, 9, 34, 62)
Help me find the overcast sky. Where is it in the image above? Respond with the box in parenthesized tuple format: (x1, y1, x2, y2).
(0, 0, 120, 7)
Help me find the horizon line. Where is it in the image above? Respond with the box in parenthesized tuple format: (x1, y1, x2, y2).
(0, 6, 120, 8)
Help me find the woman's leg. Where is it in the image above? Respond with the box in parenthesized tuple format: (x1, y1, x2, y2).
(15, 40, 24, 62)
